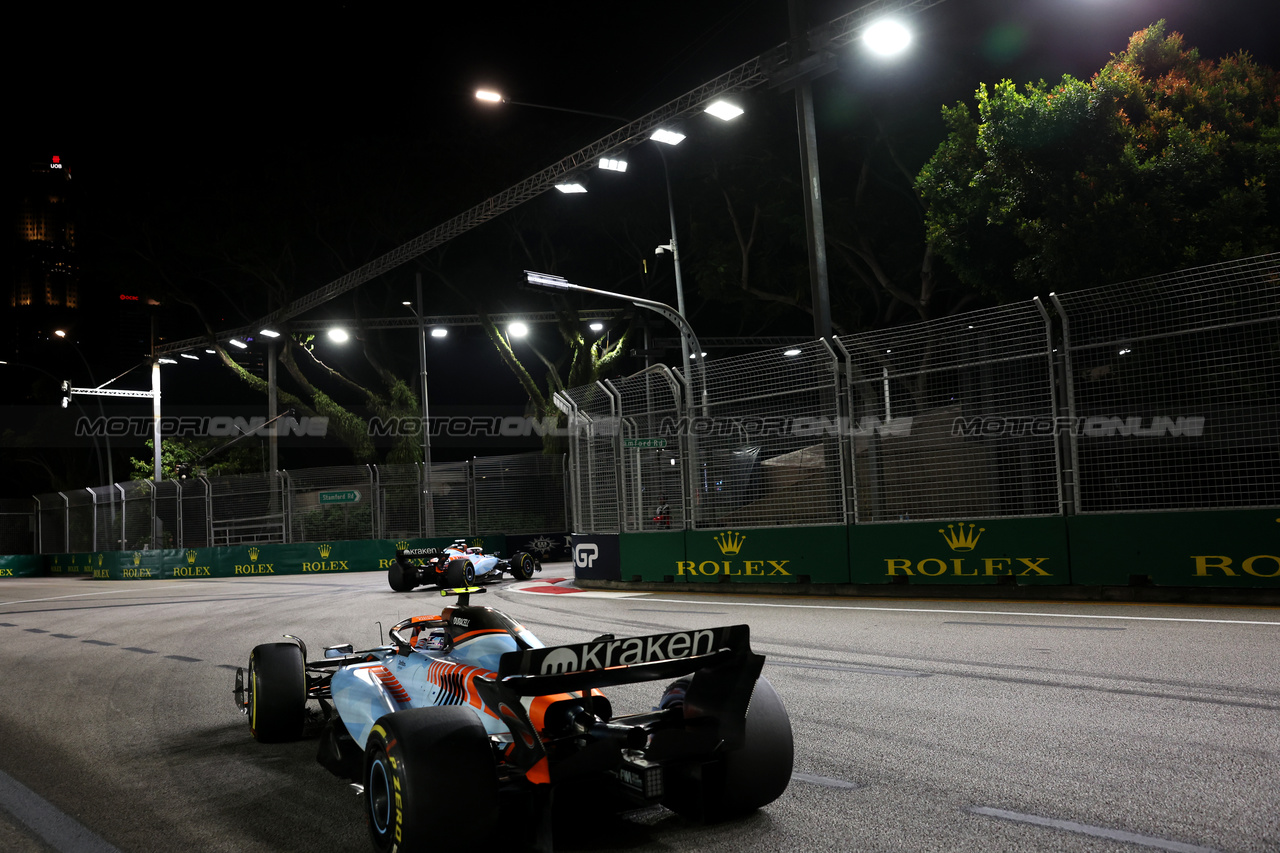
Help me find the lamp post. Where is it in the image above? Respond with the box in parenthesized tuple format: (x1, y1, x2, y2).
(406, 273, 436, 536)
(475, 91, 743, 369)
(54, 330, 114, 487)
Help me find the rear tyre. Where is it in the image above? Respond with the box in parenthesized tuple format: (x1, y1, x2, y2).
(662, 675, 793, 820)
(247, 642, 306, 743)
(445, 557, 475, 588)
(387, 558, 416, 592)
(364, 708, 498, 852)
(510, 552, 536, 581)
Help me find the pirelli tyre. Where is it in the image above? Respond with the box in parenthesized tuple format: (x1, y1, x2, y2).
(387, 558, 416, 592)
(444, 557, 475, 588)
(662, 674, 793, 821)
(509, 552, 536, 581)
(364, 707, 498, 852)
(247, 642, 306, 743)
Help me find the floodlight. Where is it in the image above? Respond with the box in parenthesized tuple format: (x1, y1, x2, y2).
(704, 100, 744, 121)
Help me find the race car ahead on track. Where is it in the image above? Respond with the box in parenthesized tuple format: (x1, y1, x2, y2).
(234, 586, 793, 852)
(388, 539, 539, 592)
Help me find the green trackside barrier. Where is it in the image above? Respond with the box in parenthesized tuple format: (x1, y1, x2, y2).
(849, 516, 1070, 585)
(679, 525, 850, 584)
(0, 555, 43, 578)
(46, 553, 97, 576)
(79, 534, 507, 580)
(620, 531, 690, 582)
(1068, 510, 1280, 588)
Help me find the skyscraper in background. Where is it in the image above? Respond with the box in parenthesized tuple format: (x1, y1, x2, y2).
(14, 154, 77, 312)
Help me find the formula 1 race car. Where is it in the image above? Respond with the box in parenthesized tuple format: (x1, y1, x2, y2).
(234, 587, 792, 852)
(388, 539, 539, 592)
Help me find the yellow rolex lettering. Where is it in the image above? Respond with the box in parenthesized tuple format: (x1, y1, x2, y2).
(698, 561, 720, 576)
(1192, 556, 1235, 576)
(1016, 557, 1051, 576)
(886, 559, 913, 575)
(723, 561, 741, 576)
(0, 568, 13, 577)
(744, 560, 764, 576)
(983, 558, 1012, 576)
(916, 558, 947, 577)
(767, 560, 791, 575)
(1242, 555, 1280, 578)
(675, 561, 697, 575)
(952, 558, 975, 576)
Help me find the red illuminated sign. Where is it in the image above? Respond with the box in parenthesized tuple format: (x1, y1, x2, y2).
(119, 294, 139, 301)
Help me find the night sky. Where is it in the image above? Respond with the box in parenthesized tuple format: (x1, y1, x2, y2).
(7, 0, 1279, 488)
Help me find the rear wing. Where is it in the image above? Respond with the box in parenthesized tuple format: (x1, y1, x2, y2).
(495, 624, 758, 696)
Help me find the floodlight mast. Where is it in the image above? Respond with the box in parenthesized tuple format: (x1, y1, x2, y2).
(157, 0, 947, 357)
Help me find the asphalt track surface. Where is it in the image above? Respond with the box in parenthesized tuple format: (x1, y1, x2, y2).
(1, 567, 1277, 853)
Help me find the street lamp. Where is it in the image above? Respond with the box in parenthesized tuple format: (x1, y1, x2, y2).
(474, 92, 743, 369)
(406, 273, 436, 536)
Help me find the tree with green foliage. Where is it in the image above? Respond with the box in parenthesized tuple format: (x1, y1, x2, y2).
(916, 21, 1280, 299)
(127, 437, 263, 481)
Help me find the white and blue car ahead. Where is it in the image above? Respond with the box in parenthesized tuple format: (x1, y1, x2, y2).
(235, 586, 793, 853)
(388, 539, 539, 592)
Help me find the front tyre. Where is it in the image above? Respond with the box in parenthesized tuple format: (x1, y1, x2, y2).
(247, 642, 306, 743)
(387, 558, 416, 592)
(509, 552, 536, 581)
(444, 557, 475, 588)
(364, 708, 498, 852)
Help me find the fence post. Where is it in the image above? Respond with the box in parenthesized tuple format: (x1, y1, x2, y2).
(1047, 293, 1079, 516)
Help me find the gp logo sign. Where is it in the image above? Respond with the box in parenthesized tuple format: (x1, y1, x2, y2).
(574, 543, 599, 569)
(569, 534, 620, 580)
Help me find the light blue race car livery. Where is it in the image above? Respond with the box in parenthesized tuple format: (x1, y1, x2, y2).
(388, 539, 539, 592)
(234, 587, 793, 853)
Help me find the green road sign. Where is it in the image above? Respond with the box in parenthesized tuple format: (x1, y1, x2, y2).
(319, 489, 361, 504)
(622, 438, 668, 449)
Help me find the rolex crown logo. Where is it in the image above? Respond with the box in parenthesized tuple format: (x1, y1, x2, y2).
(396, 540, 409, 550)
(714, 531, 745, 555)
(248, 547, 260, 561)
(939, 523, 985, 552)
(98, 554, 104, 566)
(318, 543, 332, 558)
(132, 552, 142, 566)
(186, 550, 198, 564)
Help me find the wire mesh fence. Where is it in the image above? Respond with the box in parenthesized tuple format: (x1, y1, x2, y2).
(838, 301, 1061, 523)
(25, 451, 570, 553)
(0, 499, 34, 555)
(1053, 256, 1280, 512)
(13, 254, 1279, 554)
(609, 367, 687, 532)
(558, 253, 1276, 532)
